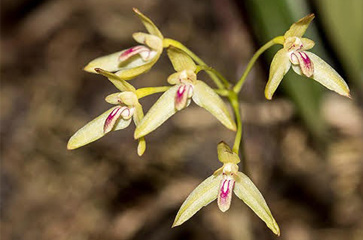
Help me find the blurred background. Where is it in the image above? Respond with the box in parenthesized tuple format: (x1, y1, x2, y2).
(1, 0, 362, 239)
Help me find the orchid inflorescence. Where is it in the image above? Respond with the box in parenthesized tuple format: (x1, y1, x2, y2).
(67, 9, 350, 236)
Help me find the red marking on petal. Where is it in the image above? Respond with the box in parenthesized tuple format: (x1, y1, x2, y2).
(297, 51, 314, 77)
(104, 107, 122, 133)
(175, 85, 187, 111)
(217, 176, 235, 212)
(119, 46, 151, 62)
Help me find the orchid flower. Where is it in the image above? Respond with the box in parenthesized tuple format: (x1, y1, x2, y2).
(67, 69, 146, 156)
(83, 8, 163, 80)
(265, 14, 351, 99)
(173, 142, 280, 235)
(134, 47, 236, 139)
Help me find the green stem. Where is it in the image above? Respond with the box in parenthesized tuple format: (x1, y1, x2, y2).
(136, 86, 171, 99)
(163, 38, 226, 90)
(229, 92, 242, 154)
(233, 36, 283, 93)
(196, 65, 230, 88)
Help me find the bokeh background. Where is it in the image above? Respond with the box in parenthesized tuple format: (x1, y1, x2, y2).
(1, 0, 362, 239)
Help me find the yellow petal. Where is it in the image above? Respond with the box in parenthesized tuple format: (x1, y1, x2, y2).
(284, 13, 315, 38)
(264, 49, 291, 100)
(291, 52, 350, 98)
(167, 47, 196, 72)
(137, 137, 146, 156)
(301, 38, 315, 51)
(133, 8, 163, 39)
(192, 81, 236, 131)
(217, 141, 240, 164)
(133, 32, 163, 51)
(172, 174, 222, 227)
(134, 86, 179, 139)
(67, 107, 132, 150)
(234, 172, 280, 236)
(84, 51, 124, 73)
(95, 68, 135, 92)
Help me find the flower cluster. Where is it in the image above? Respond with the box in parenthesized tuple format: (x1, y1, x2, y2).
(68, 9, 351, 235)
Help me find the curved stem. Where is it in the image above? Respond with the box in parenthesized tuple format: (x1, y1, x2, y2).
(196, 65, 230, 88)
(136, 86, 171, 99)
(163, 38, 227, 90)
(233, 36, 284, 93)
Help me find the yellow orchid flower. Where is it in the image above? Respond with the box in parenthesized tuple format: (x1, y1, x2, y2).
(173, 142, 280, 236)
(265, 14, 351, 99)
(67, 69, 146, 156)
(134, 47, 236, 139)
(84, 8, 163, 80)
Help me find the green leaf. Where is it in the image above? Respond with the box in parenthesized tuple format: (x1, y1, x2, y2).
(233, 172, 280, 236)
(292, 52, 350, 98)
(67, 107, 132, 150)
(192, 81, 236, 131)
(264, 49, 291, 100)
(134, 85, 179, 139)
(173, 174, 222, 227)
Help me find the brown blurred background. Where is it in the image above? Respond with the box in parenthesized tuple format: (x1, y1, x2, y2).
(1, 0, 362, 239)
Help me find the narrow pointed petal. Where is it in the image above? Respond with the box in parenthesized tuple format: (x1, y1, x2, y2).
(192, 81, 236, 131)
(167, 47, 196, 72)
(105, 93, 121, 104)
(134, 86, 179, 139)
(67, 107, 132, 150)
(104, 106, 123, 133)
(95, 68, 135, 92)
(284, 14, 315, 38)
(133, 8, 163, 39)
(217, 176, 235, 212)
(265, 49, 291, 100)
(133, 103, 144, 127)
(137, 137, 146, 156)
(133, 32, 163, 51)
(173, 174, 222, 227)
(292, 52, 350, 98)
(301, 38, 315, 50)
(217, 141, 240, 164)
(291, 51, 314, 77)
(84, 51, 124, 73)
(233, 172, 280, 236)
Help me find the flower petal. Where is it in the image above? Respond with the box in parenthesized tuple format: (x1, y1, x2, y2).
(284, 14, 315, 38)
(67, 107, 132, 150)
(291, 51, 314, 77)
(95, 68, 135, 92)
(301, 38, 315, 50)
(133, 32, 163, 51)
(137, 137, 146, 156)
(217, 175, 235, 212)
(104, 106, 123, 133)
(217, 141, 240, 164)
(167, 47, 196, 72)
(84, 51, 124, 73)
(192, 81, 236, 131)
(172, 174, 222, 227)
(265, 49, 291, 100)
(233, 172, 280, 236)
(291, 52, 350, 98)
(134, 86, 179, 139)
(133, 8, 163, 39)
(175, 84, 193, 111)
